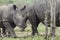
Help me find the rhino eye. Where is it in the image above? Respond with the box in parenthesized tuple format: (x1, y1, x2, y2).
(22, 15, 24, 17)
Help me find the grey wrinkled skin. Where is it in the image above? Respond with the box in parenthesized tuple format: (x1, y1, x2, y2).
(20, 2, 60, 35)
(0, 4, 26, 37)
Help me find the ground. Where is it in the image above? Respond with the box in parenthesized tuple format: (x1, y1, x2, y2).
(0, 23, 60, 40)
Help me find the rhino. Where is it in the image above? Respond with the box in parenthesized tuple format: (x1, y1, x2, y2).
(0, 4, 26, 37)
(19, 2, 60, 36)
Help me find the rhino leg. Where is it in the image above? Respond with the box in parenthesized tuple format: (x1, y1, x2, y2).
(31, 24, 38, 35)
(2, 28, 6, 36)
(3, 22, 17, 38)
(29, 17, 40, 35)
(0, 29, 1, 37)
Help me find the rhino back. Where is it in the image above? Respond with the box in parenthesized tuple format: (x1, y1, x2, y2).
(28, 2, 60, 26)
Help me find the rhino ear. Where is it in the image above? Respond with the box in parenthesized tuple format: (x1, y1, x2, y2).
(13, 4, 17, 10)
(21, 5, 26, 11)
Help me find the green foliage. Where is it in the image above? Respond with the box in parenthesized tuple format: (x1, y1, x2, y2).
(0, 0, 33, 5)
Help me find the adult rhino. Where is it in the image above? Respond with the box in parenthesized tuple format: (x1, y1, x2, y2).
(0, 4, 26, 37)
(20, 2, 60, 36)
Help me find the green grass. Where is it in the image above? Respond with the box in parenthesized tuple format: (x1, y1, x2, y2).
(0, 23, 60, 40)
